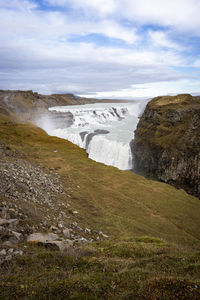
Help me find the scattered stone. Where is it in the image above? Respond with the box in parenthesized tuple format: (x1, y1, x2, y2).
(8, 219, 19, 227)
(85, 228, 91, 234)
(58, 223, 64, 229)
(99, 231, 109, 238)
(5, 255, 12, 261)
(8, 248, 14, 254)
(14, 250, 23, 256)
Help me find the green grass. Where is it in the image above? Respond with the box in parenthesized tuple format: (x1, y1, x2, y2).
(0, 115, 200, 245)
(0, 241, 200, 299)
(0, 113, 200, 299)
(148, 93, 200, 109)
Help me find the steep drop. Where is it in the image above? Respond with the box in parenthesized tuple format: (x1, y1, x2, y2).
(131, 94, 200, 198)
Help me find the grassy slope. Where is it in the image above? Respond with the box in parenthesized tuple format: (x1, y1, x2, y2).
(0, 113, 200, 299)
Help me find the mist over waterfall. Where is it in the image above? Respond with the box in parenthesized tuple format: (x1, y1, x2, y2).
(42, 101, 147, 170)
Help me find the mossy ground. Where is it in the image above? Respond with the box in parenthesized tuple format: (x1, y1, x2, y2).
(0, 113, 200, 299)
(0, 240, 200, 299)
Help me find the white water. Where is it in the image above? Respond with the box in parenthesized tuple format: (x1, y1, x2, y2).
(46, 101, 147, 170)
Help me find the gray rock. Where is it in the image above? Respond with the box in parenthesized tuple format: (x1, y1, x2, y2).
(5, 255, 12, 261)
(14, 250, 23, 256)
(8, 219, 19, 226)
(11, 231, 22, 240)
(52, 239, 73, 251)
(8, 248, 14, 254)
(63, 228, 71, 238)
(0, 249, 6, 256)
(3, 241, 14, 247)
(58, 223, 64, 229)
(99, 231, 109, 238)
(75, 237, 89, 243)
(27, 232, 59, 243)
(0, 218, 8, 226)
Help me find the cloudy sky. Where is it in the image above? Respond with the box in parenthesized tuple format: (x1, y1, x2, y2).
(0, 0, 200, 99)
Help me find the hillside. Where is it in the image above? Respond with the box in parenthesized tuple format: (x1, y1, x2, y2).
(0, 90, 98, 122)
(0, 93, 200, 299)
(131, 94, 200, 198)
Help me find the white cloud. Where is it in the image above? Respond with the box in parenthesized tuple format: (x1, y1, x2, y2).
(0, 6, 137, 44)
(0, 0, 198, 97)
(193, 59, 200, 68)
(46, 0, 200, 36)
(0, 0, 38, 11)
(148, 30, 181, 50)
(46, 0, 116, 16)
(79, 79, 200, 99)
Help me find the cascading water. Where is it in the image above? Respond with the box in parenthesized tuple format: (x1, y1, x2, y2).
(43, 101, 147, 170)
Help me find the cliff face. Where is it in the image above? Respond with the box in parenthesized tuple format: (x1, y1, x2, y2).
(131, 94, 200, 198)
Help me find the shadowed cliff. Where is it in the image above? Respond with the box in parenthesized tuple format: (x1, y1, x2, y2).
(131, 94, 200, 198)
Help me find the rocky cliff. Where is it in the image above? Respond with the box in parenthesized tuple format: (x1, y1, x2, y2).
(131, 94, 200, 198)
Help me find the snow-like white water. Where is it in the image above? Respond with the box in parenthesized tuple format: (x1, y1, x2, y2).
(46, 101, 147, 170)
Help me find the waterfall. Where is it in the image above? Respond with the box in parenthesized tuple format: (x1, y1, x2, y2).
(45, 102, 146, 170)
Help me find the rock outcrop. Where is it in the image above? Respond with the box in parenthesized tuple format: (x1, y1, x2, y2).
(131, 94, 200, 198)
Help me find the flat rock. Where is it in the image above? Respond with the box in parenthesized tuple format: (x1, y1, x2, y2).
(27, 232, 59, 243)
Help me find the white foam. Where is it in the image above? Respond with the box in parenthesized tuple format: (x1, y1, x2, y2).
(46, 101, 147, 170)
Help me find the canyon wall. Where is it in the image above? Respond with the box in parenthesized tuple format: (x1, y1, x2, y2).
(131, 94, 200, 198)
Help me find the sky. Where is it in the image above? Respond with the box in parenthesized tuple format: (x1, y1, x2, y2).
(0, 0, 200, 99)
